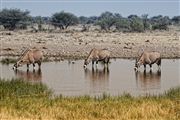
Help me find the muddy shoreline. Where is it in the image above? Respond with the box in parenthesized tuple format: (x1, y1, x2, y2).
(0, 30, 179, 60)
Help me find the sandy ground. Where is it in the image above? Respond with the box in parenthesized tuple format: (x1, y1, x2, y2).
(0, 29, 179, 60)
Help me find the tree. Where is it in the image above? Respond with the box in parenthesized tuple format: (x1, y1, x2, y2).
(129, 16, 144, 32)
(79, 16, 89, 24)
(150, 15, 170, 30)
(87, 16, 98, 24)
(141, 14, 151, 30)
(171, 16, 180, 25)
(99, 11, 114, 20)
(128, 15, 138, 19)
(114, 13, 122, 19)
(51, 11, 79, 29)
(33, 16, 44, 31)
(0, 9, 31, 30)
(96, 11, 116, 31)
(114, 18, 131, 32)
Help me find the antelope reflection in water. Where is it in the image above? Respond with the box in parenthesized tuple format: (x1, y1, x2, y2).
(14, 69, 42, 81)
(84, 67, 109, 93)
(135, 70, 161, 90)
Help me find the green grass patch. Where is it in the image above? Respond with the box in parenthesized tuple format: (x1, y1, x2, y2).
(0, 79, 51, 99)
(0, 78, 179, 120)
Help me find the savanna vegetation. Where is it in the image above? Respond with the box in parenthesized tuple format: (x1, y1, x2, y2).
(0, 8, 179, 119)
(0, 8, 179, 32)
(0, 79, 179, 119)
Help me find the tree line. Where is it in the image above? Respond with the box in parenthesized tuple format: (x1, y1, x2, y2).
(0, 8, 179, 32)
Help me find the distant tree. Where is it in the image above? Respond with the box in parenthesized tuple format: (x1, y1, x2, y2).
(128, 15, 138, 19)
(163, 16, 171, 25)
(51, 11, 79, 29)
(0, 9, 31, 30)
(99, 11, 114, 19)
(114, 18, 131, 32)
(128, 16, 144, 32)
(96, 11, 116, 31)
(114, 13, 122, 19)
(171, 16, 180, 25)
(141, 14, 151, 30)
(79, 16, 89, 24)
(42, 17, 51, 23)
(150, 15, 170, 30)
(33, 16, 44, 31)
(87, 16, 98, 24)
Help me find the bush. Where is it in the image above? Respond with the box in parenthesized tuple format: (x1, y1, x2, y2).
(171, 16, 180, 25)
(87, 16, 98, 24)
(51, 11, 79, 29)
(0, 9, 31, 30)
(114, 18, 131, 32)
(96, 18, 116, 31)
(129, 16, 144, 32)
(96, 12, 116, 31)
(79, 16, 89, 24)
(150, 15, 170, 30)
(141, 14, 151, 30)
(152, 23, 168, 30)
(33, 16, 44, 31)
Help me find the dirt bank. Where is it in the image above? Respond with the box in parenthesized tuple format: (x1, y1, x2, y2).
(0, 30, 179, 59)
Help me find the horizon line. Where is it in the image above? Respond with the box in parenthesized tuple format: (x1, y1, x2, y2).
(1, 0, 179, 3)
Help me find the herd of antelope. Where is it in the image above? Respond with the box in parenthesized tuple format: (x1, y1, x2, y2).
(13, 48, 161, 71)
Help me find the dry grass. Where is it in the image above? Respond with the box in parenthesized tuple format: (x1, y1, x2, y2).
(0, 79, 179, 120)
(1, 30, 179, 59)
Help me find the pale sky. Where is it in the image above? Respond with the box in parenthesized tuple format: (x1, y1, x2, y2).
(1, 0, 179, 17)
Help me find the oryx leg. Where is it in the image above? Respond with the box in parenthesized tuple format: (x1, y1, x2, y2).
(29, 56, 35, 70)
(92, 61, 94, 68)
(107, 58, 110, 67)
(144, 64, 146, 70)
(156, 59, 161, 70)
(149, 64, 152, 70)
(33, 63, 35, 70)
(33, 68, 35, 73)
(37, 61, 41, 69)
(104, 57, 109, 68)
(27, 64, 29, 70)
(150, 69, 152, 74)
(96, 61, 98, 68)
(146, 58, 152, 70)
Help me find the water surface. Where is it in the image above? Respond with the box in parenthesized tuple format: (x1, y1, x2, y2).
(0, 59, 179, 96)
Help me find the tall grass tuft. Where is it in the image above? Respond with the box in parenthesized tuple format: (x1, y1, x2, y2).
(163, 87, 180, 99)
(0, 79, 51, 99)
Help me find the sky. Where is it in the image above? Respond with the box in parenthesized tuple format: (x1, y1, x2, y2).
(0, 0, 179, 17)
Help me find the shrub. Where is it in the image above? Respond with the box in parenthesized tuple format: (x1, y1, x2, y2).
(129, 16, 144, 32)
(79, 16, 89, 24)
(141, 14, 151, 30)
(150, 15, 170, 30)
(33, 16, 44, 31)
(96, 18, 116, 31)
(51, 11, 79, 29)
(171, 16, 180, 25)
(0, 9, 31, 30)
(96, 11, 116, 31)
(114, 18, 131, 32)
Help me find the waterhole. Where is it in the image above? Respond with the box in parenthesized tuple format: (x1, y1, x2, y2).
(0, 59, 179, 96)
